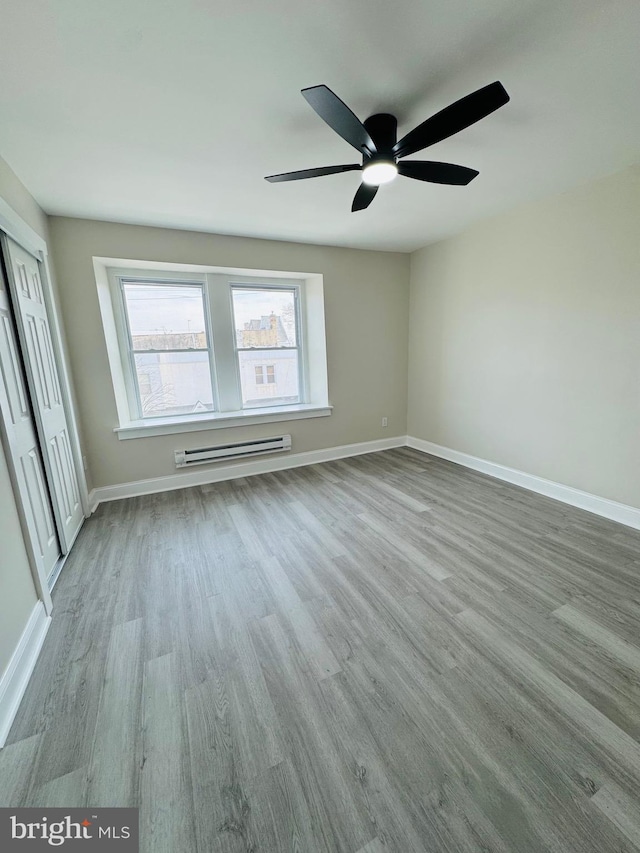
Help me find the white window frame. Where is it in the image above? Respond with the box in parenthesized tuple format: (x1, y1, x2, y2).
(116, 275, 217, 420)
(98, 260, 331, 439)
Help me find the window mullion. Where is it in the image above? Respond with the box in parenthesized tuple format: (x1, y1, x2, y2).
(295, 286, 308, 404)
(206, 274, 242, 411)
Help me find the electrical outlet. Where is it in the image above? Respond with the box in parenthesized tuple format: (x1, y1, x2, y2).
(381, 417, 388, 428)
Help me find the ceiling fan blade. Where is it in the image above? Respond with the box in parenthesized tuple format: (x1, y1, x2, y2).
(351, 183, 378, 212)
(393, 81, 510, 159)
(302, 85, 377, 156)
(265, 164, 361, 182)
(398, 161, 479, 185)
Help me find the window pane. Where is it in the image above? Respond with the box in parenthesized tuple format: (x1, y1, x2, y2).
(134, 352, 214, 417)
(232, 288, 297, 348)
(123, 282, 208, 351)
(238, 350, 299, 408)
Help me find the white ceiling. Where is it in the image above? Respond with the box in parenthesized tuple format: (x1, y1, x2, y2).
(1, 0, 639, 252)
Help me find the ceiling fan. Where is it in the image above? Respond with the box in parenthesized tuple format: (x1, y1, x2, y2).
(265, 81, 510, 211)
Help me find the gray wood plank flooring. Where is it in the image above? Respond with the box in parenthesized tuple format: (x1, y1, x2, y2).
(1, 448, 640, 852)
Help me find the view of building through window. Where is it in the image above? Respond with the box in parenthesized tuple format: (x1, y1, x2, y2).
(232, 287, 300, 408)
(123, 282, 214, 417)
(255, 365, 276, 385)
(121, 281, 301, 417)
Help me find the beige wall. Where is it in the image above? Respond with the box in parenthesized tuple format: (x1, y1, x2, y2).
(0, 157, 50, 240)
(408, 164, 640, 508)
(0, 156, 44, 678)
(49, 217, 410, 489)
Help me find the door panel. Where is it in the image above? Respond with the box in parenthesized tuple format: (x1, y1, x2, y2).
(21, 447, 58, 566)
(2, 236, 83, 553)
(0, 287, 60, 578)
(0, 310, 30, 423)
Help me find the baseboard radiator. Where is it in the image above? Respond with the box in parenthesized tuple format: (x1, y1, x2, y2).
(174, 434, 292, 468)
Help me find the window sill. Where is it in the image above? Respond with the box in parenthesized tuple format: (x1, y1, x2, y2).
(114, 404, 332, 440)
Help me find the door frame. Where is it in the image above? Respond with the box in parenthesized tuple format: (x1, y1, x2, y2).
(0, 196, 89, 613)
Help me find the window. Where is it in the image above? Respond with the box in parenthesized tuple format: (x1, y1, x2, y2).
(253, 365, 276, 385)
(232, 286, 300, 408)
(121, 280, 214, 418)
(98, 263, 330, 438)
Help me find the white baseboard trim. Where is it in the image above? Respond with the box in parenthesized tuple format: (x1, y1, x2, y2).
(88, 435, 406, 509)
(87, 432, 640, 530)
(0, 601, 51, 748)
(407, 436, 640, 530)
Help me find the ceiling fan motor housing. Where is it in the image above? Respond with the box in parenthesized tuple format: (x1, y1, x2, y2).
(363, 113, 398, 163)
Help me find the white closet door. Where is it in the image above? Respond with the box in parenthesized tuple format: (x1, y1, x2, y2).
(2, 236, 83, 553)
(0, 286, 61, 578)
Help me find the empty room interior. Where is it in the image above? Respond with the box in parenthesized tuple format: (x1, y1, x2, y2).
(1, 1, 640, 851)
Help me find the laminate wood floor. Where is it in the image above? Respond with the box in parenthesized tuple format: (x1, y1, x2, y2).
(1, 448, 640, 852)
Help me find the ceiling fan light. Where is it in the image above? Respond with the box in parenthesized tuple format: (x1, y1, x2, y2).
(362, 161, 398, 186)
